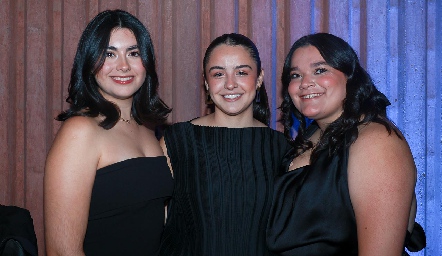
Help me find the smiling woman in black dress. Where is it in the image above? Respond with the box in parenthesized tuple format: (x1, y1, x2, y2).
(44, 10, 173, 256)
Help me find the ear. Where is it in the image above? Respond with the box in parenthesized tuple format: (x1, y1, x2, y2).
(204, 80, 209, 91)
(256, 69, 264, 89)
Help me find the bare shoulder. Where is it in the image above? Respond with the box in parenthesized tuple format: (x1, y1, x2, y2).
(349, 121, 415, 176)
(46, 116, 102, 172)
(54, 116, 102, 142)
(349, 123, 415, 174)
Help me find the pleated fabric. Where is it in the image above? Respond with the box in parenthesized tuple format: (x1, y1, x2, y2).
(159, 122, 290, 256)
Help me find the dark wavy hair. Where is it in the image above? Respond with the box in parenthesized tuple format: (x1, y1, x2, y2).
(280, 33, 400, 162)
(202, 33, 270, 125)
(57, 9, 171, 129)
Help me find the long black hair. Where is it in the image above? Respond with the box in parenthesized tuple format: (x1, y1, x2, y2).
(280, 33, 400, 162)
(203, 33, 270, 125)
(57, 9, 171, 129)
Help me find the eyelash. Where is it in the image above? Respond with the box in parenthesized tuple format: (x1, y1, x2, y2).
(105, 51, 141, 58)
(129, 51, 140, 57)
(211, 70, 248, 77)
(290, 67, 328, 79)
(315, 68, 327, 74)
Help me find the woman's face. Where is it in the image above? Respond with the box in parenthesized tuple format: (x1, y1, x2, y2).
(205, 44, 263, 119)
(95, 28, 146, 103)
(287, 45, 347, 125)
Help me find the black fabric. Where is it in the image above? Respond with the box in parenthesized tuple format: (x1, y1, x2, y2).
(266, 135, 358, 256)
(83, 157, 173, 256)
(0, 205, 38, 256)
(267, 123, 425, 255)
(159, 122, 290, 256)
(0, 239, 27, 256)
(405, 222, 426, 253)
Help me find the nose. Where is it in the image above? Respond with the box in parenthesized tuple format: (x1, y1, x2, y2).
(299, 74, 315, 90)
(224, 75, 238, 90)
(116, 56, 130, 72)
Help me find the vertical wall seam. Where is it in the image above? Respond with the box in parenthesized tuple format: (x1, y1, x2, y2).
(22, 0, 28, 207)
(7, 0, 15, 203)
(271, 0, 277, 129)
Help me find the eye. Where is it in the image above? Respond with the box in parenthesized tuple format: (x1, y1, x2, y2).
(237, 70, 248, 76)
(314, 68, 327, 74)
(289, 72, 301, 79)
(105, 51, 115, 58)
(129, 51, 141, 57)
(212, 72, 224, 78)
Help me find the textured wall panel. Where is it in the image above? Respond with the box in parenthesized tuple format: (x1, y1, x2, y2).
(0, 0, 439, 254)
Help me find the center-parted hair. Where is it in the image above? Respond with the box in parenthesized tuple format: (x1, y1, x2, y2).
(280, 33, 399, 163)
(57, 9, 171, 129)
(203, 33, 270, 125)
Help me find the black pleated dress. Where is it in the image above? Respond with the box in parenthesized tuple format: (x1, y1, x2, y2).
(159, 122, 290, 256)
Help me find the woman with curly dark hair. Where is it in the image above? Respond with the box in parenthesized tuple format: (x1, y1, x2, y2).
(44, 10, 172, 255)
(267, 33, 425, 255)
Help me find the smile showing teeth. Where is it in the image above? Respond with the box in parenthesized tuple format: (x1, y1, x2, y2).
(113, 77, 132, 81)
(223, 94, 240, 99)
(302, 93, 322, 99)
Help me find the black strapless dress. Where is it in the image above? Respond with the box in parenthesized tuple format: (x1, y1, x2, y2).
(83, 157, 173, 256)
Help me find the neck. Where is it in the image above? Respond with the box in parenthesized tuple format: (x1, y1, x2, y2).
(119, 104, 133, 121)
(211, 111, 257, 128)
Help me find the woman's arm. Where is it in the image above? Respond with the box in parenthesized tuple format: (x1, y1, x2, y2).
(159, 136, 173, 177)
(44, 117, 100, 256)
(159, 136, 173, 222)
(348, 122, 416, 256)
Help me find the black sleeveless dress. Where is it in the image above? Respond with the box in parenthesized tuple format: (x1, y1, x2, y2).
(83, 157, 173, 256)
(158, 122, 290, 256)
(266, 123, 422, 255)
(266, 140, 358, 255)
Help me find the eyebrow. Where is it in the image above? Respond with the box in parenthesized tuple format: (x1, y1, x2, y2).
(208, 64, 253, 72)
(290, 61, 328, 71)
(107, 45, 139, 51)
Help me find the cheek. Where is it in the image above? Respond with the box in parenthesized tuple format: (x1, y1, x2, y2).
(287, 82, 300, 100)
(207, 79, 223, 92)
(94, 70, 105, 84)
(132, 60, 146, 73)
(138, 68, 147, 80)
(321, 77, 346, 99)
(96, 64, 112, 79)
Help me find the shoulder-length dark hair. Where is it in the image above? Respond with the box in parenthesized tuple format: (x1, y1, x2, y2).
(280, 33, 400, 162)
(202, 33, 270, 125)
(57, 9, 171, 129)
